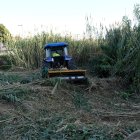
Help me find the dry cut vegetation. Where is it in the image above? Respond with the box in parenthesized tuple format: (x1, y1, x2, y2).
(0, 70, 140, 140)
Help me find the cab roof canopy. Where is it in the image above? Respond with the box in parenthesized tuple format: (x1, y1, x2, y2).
(44, 42, 68, 49)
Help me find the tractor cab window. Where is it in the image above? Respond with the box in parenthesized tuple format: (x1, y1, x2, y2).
(51, 49, 64, 68)
(51, 49, 64, 57)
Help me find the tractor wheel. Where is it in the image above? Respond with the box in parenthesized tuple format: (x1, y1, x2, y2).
(41, 61, 51, 78)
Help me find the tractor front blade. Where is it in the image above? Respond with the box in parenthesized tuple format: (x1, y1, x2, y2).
(48, 69, 87, 83)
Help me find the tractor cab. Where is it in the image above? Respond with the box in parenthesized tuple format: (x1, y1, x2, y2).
(44, 42, 72, 69)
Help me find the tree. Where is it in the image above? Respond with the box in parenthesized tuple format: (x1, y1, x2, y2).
(0, 24, 11, 43)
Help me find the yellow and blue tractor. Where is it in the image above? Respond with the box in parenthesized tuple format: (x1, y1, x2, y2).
(42, 42, 87, 83)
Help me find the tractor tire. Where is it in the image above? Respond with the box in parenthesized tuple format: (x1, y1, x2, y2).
(41, 61, 51, 78)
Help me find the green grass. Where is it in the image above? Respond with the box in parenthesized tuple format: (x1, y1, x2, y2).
(0, 87, 33, 103)
(0, 71, 41, 85)
(72, 91, 91, 111)
(0, 73, 22, 85)
(1, 113, 139, 140)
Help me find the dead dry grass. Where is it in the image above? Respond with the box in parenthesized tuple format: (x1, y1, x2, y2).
(0, 70, 140, 139)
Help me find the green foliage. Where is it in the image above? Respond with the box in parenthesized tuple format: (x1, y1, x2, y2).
(0, 55, 12, 70)
(72, 91, 91, 111)
(117, 91, 132, 100)
(89, 5, 140, 93)
(0, 71, 41, 85)
(20, 71, 41, 84)
(89, 54, 112, 77)
(2, 116, 135, 140)
(0, 87, 32, 103)
(0, 73, 22, 85)
(0, 24, 11, 43)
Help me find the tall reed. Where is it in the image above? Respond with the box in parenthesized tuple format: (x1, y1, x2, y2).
(7, 32, 99, 69)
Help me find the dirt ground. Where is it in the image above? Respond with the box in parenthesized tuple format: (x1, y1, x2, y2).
(0, 70, 140, 139)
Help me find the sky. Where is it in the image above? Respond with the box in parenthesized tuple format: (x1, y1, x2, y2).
(0, 0, 140, 37)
